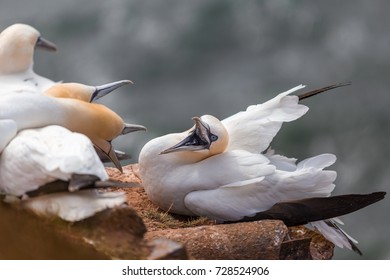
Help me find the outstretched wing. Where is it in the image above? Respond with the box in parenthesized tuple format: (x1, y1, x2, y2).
(221, 85, 308, 153)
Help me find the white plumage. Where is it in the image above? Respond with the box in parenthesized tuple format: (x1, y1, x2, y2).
(0, 23, 57, 96)
(222, 85, 307, 153)
(0, 125, 126, 222)
(139, 85, 357, 251)
(0, 24, 133, 222)
(0, 125, 108, 195)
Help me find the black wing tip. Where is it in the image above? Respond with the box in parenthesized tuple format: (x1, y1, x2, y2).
(351, 242, 363, 256)
(298, 82, 352, 101)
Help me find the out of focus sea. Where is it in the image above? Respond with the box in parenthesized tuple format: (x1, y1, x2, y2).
(1, 0, 389, 260)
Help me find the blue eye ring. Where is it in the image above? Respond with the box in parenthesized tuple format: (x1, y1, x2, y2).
(210, 134, 218, 142)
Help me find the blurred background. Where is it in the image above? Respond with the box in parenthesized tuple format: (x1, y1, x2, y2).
(1, 0, 389, 259)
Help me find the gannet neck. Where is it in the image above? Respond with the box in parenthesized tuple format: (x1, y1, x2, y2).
(139, 135, 200, 214)
(0, 93, 125, 154)
(0, 93, 65, 130)
(0, 24, 40, 74)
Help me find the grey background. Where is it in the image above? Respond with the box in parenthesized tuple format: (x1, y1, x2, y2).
(1, 0, 389, 259)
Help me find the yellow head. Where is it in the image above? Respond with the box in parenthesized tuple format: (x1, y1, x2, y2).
(44, 80, 133, 102)
(161, 114, 229, 161)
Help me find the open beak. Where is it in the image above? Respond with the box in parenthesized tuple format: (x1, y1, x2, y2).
(160, 117, 211, 154)
(35, 36, 57, 52)
(90, 80, 133, 102)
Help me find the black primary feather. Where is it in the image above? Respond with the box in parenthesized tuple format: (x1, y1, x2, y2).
(227, 192, 386, 226)
(298, 82, 351, 101)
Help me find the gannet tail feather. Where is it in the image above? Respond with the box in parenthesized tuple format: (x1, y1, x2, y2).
(298, 82, 351, 101)
(228, 192, 385, 254)
(23, 174, 140, 197)
(229, 192, 385, 225)
(68, 174, 139, 192)
(311, 219, 362, 255)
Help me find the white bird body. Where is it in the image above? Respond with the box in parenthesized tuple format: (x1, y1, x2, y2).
(0, 125, 126, 222)
(0, 23, 57, 96)
(0, 89, 126, 153)
(0, 125, 108, 195)
(0, 73, 55, 96)
(0, 81, 146, 172)
(139, 85, 358, 251)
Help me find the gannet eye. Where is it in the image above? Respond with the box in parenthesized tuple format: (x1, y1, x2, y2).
(210, 134, 218, 142)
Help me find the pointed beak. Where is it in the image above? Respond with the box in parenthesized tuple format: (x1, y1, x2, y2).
(94, 141, 123, 173)
(91, 80, 133, 102)
(35, 36, 58, 52)
(95, 147, 132, 162)
(160, 117, 211, 154)
(122, 123, 147, 135)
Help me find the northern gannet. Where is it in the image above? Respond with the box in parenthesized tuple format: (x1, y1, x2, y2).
(0, 125, 129, 222)
(0, 23, 57, 96)
(45, 79, 136, 164)
(0, 81, 146, 171)
(139, 84, 385, 254)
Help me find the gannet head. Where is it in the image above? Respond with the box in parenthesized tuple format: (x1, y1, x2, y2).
(46, 81, 146, 172)
(44, 80, 133, 102)
(161, 115, 229, 159)
(0, 23, 57, 75)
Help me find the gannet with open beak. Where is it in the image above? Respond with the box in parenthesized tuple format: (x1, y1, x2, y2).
(0, 23, 57, 96)
(0, 125, 130, 222)
(0, 81, 146, 171)
(139, 84, 385, 254)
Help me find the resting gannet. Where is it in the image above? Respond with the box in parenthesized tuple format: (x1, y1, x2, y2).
(0, 23, 57, 96)
(0, 125, 130, 222)
(0, 81, 146, 171)
(139, 84, 385, 254)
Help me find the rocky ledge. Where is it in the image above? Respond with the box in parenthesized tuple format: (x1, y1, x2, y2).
(0, 164, 334, 260)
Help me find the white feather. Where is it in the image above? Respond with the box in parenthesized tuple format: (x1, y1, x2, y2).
(222, 85, 308, 153)
(0, 125, 108, 196)
(0, 23, 56, 97)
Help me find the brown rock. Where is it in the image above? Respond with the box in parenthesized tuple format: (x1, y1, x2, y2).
(0, 200, 150, 259)
(145, 220, 287, 259)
